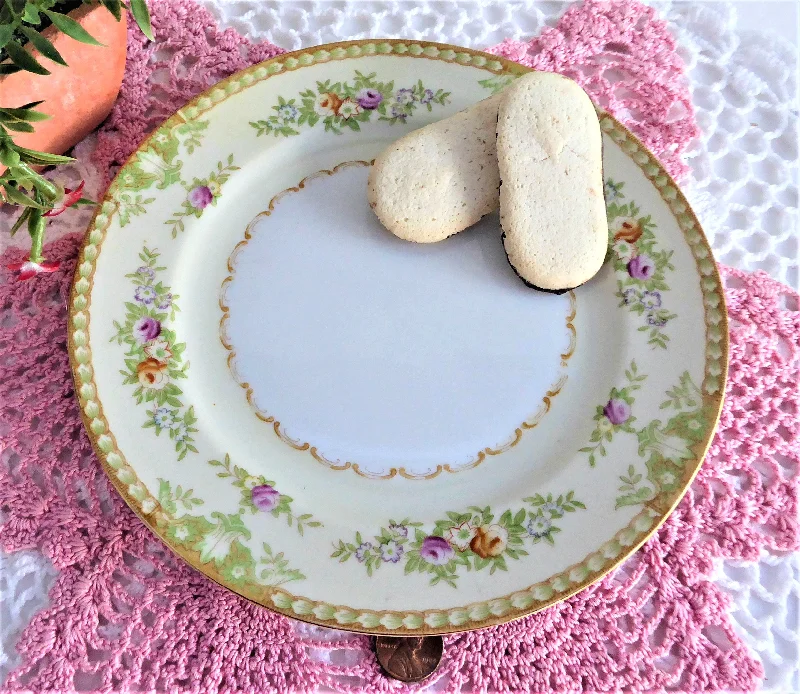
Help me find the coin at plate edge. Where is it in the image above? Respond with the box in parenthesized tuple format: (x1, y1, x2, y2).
(375, 635, 444, 682)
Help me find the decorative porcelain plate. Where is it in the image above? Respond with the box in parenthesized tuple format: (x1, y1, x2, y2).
(69, 40, 728, 635)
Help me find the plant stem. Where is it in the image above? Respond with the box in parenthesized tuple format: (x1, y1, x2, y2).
(28, 211, 45, 263)
(17, 162, 58, 200)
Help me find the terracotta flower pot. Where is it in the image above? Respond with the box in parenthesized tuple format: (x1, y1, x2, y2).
(0, 4, 127, 157)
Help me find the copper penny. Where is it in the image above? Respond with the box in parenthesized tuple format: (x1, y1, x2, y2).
(374, 635, 444, 683)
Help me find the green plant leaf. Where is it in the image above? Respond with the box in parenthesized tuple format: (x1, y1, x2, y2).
(11, 100, 44, 111)
(5, 40, 50, 75)
(20, 26, 67, 65)
(102, 0, 122, 21)
(0, 106, 50, 122)
(129, 0, 154, 40)
(22, 3, 39, 23)
(9, 207, 31, 236)
(43, 10, 103, 46)
(3, 184, 46, 208)
(14, 162, 57, 199)
(14, 145, 74, 165)
(0, 24, 14, 49)
(3, 120, 34, 133)
(0, 145, 21, 167)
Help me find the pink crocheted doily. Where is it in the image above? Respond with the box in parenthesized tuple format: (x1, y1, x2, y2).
(1, 0, 798, 691)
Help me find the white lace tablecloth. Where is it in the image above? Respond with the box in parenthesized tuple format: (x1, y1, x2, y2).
(1, 1, 798, 689)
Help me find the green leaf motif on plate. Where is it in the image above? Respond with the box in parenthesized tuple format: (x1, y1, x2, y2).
(259, 543, 306, 586)
(331, 492, 586, 588)
(580, 360, 647, 467)
(477, 74, 518, 94)
(156, 480, 305, 586)
(249, 70, 451, 138)
(117, 193, 156, 227)
(605, 178, 677, 349)
(165, 154, 240, 237)
(580, 366, 710, 509)
(208, 454, 322, 535)
(156, 479, 203, 516)
(626, 371, 710, 509)
(111, 246, 198, 460)
(112, 119, 210, 226)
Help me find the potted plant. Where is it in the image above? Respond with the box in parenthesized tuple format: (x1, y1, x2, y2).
(1, 0, 152, 279)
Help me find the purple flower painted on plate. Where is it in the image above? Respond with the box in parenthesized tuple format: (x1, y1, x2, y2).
(172, 422, 188, 442)
(355, 542, 373, 562)
(622, 288, 639, 305)
(640, 290, 662, 309)
(540, 501, 563, 519)
(394, 88, 415, 105)
(136, 266, 155, 279)
(647, 313, 667, 327)
(152, 406, 175, 428)
(133, 316, 161, 343)
(390, 105, 408, 122)
(251, 484, 280, 512)
(277, 103, 298, 122)
(157, 293, 173, 311)
(380, 540, 404, 563)
(420, 88, 434, 105)
(388, 522, 408, 538)
(420, 536, 454, 565)
(134, 285, 157, 305)
(356, 88, 383, 110)
(627, 254, 655, 281)
(189, 185, 213, 209)
(527, 516, 551, 538)
(604, 180, 624, 202)
(603, 399, 631, 426)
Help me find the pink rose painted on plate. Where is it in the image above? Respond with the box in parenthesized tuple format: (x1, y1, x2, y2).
(627, 254, 656, 281)
(133, 316, 161, 343)
(419, 536, 454, 565)
(252, 484, 280, 512)
(603, 398, 631, 426)
(189, 185, 213, 209)
(356, 88, 382, 109)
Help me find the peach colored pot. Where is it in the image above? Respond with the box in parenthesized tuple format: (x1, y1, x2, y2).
(0, 4, 127, 157)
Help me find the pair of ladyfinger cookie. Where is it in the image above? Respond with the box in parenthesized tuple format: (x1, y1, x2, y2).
(367, 72, 607, 293)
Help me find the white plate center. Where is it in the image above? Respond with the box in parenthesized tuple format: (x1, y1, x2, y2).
(224, 162, 574, 476)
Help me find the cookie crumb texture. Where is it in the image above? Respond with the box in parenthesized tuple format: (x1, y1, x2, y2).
(367, 94, 502, 243)
(497, 72, 607, 292)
